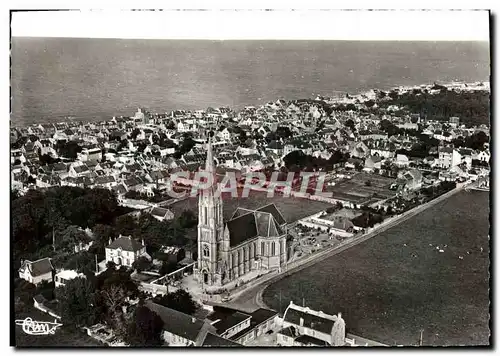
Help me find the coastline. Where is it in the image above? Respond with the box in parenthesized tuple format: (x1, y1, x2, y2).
(10, 80, 490, 128)
(229, 183, 466, 311)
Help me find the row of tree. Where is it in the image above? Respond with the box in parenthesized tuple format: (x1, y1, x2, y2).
(378, 88, 490, 127)
(283, 150, 350, 172)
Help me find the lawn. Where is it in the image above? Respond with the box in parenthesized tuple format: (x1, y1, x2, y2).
(170, 189, 333, 224)
(263, 190, 490, 346)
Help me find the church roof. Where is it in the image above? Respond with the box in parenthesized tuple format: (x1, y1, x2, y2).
(256, 203, 287, 226)
(226, 207, 285, 248)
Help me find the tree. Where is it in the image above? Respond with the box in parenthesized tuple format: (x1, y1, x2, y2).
(345, 119, 356, 132)
(126, 305, 164, 346)
(159, 260, 179, 276)
(178, 210, 197, 229)
(153, 289, 197, 315)
(365, 100, 375, 108)
(132, 256, 152, 273)
(100, 284, 130, 337)
(56, 277, 96, 327)
(55, 140, 82, 160)
(92, 224, 117, 246)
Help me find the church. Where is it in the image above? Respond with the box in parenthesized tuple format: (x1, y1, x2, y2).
(194, 137, 288, 287)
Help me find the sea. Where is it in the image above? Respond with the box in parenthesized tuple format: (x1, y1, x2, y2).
(11, 38, 490, 127)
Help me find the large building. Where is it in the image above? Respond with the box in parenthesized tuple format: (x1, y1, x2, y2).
(105, 235, 150, 268)
(194, 136, 288, 287)
(277, 301, 346, 347)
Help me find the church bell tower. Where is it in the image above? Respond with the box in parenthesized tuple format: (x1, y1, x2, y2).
(195, 134, 228, 287)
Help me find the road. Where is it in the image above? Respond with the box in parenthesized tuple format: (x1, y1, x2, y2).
(230, 184, 465, 311)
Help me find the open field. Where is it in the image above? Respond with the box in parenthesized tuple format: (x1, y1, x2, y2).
(326, 173, 396, 204)
(170, 189, 334, 223)
(263, 190, 490, 346)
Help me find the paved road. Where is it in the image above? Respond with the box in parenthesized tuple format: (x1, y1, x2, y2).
(230, 185, 465, 311)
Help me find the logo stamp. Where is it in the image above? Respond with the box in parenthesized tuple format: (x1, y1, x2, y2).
(15, 317, 63, 335)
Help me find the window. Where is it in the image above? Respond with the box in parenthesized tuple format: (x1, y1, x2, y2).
(261, 242, 265, 255)
(204, 207, 208, 225)
(272, 242, 276, 256)
(203, 245, 210, 258)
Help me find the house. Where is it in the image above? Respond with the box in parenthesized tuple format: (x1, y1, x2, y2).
(350, 141, 369, 159)
(148, 207, 174, 222)
(69, 163, 91, 178)
(277, 301, 346, 347)
(19, 258, 54, 285)
(437, 147, 461, 169)
(449, 116, 460, 128)
(206, 305, 279, 345)
(145, 300, 216, 346)
(105, 235, 150, 268)
(78, 147, 102, 162)
(345, 158, 363, 170)
(473, 149, 490, 163)
(201, 333, 241, 347)
(54, 269, 86, 288)
(364, 155, 382, 171)
(457, 148, 473, 169)
(395, 154, 410, 167)
(398, 169, 423, 191)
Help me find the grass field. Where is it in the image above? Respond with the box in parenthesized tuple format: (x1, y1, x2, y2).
(326, 172, 396, 204)
(263, 190, 490, 346)
(170, 190, 334, 223)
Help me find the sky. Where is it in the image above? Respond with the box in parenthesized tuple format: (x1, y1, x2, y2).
(11, 9, 490, 41)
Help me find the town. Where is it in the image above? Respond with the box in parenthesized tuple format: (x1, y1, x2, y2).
(12, 81, 490, 347)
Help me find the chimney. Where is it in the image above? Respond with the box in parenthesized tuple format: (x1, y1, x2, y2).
(338, 312, 342, 319)
(108, 237, 112, 245)
(192, 317, 196, 323)
(142, 239, 145, 246)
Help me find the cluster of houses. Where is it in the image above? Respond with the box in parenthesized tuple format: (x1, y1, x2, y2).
(13, 87, 490, 347)
(11, 99, 490, 204)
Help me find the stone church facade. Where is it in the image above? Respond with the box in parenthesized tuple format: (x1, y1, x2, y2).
(194, 137, 288, 287)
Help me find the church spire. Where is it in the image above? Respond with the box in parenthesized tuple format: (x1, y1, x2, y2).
(205, 133, 215, 173)
(203, 133, 218, 196)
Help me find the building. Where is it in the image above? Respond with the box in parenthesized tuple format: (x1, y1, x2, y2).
(277, 301, 346, 347)
(54, 269, 86, 288)
(437, 147, 462, 169)
(201, 333, 241, 347)
(449, 116, 460, 128)
(206, 305, 279, 345)
(194, 137, 288, 287)
(18, 258, 54, 285)
(78, 147, 102, 162)
(105, 235, 150, 268)
(145, 300, 216, 346)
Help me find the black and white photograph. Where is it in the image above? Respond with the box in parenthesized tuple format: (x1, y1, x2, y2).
(9, 7, 491, 348)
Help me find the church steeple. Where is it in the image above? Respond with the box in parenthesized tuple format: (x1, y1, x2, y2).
(202, 133, 218, 198)
(195, 132, 226, 287)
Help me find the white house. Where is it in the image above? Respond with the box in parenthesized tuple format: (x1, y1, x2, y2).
(437, 147, 462, 169)
(54, 269, 86, 288)
(105, 235, 150, 268)
(395, 154, 410, 167)
(19, 258, 54, 285)
(277, 301, 346, 347)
